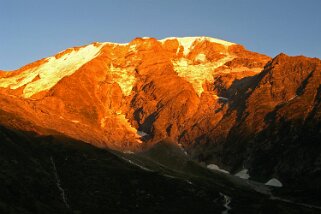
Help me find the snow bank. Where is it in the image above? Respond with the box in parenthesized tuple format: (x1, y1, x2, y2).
(207, 164, 230, 174)
(265, 178, 283, 187)
(234, 169, 250, 180)
(172, 56, 233, 96)
(160, 36, 234, 56)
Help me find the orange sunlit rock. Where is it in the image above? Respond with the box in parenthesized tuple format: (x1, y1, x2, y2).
(0, 37, 276, 151)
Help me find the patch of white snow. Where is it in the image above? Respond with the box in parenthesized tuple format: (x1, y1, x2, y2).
(234, 169, 250, 180)
(160, 37, 196, 55)
(160, 36, 234, 56)
(186, 180, 193, 185)
(265, 178, 283, 187)
(102, 41, 128, 46)
(0, 43, 104, 98)
(207, 164, 230, 174)
(108, 63, 136, 96)
(129, 44, 137, 52)
(137, 131, 148, 137)
(195, 53, 207, 62)
(172, 55, 234, 96)
(206, 37, 235, 47)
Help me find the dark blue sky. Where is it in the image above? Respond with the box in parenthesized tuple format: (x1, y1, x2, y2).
(1, 0, 320, 70)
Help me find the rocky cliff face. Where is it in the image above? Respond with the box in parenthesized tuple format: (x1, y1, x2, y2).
(0, 37, 320, 191)
(0, 37, 270, 149)
(183, 53, 321, 192)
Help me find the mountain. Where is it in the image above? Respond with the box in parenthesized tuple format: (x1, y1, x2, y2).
(1, 37, 321, 213)
(0, 37, 270, 149)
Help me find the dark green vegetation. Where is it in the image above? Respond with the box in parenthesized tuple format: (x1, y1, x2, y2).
(0, 125, 320, 213)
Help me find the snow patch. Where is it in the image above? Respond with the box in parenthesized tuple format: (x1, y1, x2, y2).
(0, 43, 104, 98)
(234, 169, 250, 180)
(206, 37, 235, 47)
(137, 131, 148, 137)
(195, 53, 207, 62)
(160, 37, 196, 55)
(172, 56, 234, 96)
(102, 41, 128, 46)
(108, 63, 136, 96)
(160, 36, 234, 56)
(265, 178, 283, 187)
(129, 44, 137, 52)
(186, 180, 193, 185)
(178, 38, 197, 55)
(207, 164, 230, 174)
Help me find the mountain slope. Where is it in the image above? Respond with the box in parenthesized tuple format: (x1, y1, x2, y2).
(0, 125, 227, 214)
(1, 37, 321, 210)
(2, 125, 320, 214)
(0, 37, 270, 151)
(183, 54, 321, 193)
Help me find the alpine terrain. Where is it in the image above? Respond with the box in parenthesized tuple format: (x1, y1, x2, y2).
(0, 37, 321, 213)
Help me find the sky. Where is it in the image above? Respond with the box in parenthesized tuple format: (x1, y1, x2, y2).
(0, 0, 320, 70)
